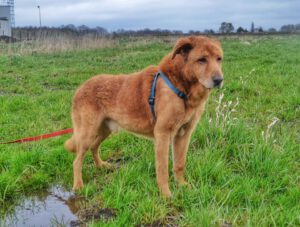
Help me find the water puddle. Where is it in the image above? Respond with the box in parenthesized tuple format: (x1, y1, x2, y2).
(0, 185, 115, 226)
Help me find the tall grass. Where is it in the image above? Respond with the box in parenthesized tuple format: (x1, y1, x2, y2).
(0, 35, 299, 226)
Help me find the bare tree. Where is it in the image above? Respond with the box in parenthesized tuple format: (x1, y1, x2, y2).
(237, 27, 248, 33)
(219, 22, 234, 33)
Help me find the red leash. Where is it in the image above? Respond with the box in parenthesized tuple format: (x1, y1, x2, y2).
(0, 128, 73, 144)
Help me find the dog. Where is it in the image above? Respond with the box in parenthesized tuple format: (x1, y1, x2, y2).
(64, 36, 224, 198)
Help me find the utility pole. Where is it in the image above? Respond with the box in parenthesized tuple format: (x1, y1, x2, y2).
(37, 5, 42, 27)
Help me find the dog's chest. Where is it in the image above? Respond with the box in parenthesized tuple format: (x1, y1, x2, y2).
(177, 109, 196, 136)
(177, 102, 206, 136)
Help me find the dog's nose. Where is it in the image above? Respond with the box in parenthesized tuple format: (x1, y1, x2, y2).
(212, 75, 223, 87)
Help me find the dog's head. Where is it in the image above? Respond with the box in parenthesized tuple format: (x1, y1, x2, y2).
(172, 36, 224, 89)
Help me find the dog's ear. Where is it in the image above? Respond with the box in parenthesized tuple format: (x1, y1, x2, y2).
(172, 37, 193, 60)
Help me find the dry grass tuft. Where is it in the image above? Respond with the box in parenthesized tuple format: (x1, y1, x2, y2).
(0, 35, 115, 55)
(261, 117, 280, 143)
(211, 93, 239, 128)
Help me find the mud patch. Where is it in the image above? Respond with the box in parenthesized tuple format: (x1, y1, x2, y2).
(220, 221, 233, 227)
(137, 213, 182, 227)
(0, 185, 115, 226)
(108, 156, 130, 165)
(71, 206, 116, 226)
(107, 151, 131, 167)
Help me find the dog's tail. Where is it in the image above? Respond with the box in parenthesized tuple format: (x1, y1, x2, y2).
(64, 136, 76, 153)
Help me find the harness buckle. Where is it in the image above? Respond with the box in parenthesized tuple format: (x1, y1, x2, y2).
(148, 97, 155, 105)
(177, 92, 186, 99)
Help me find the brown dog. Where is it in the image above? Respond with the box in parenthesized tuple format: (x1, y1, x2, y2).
(65, 36, 224, 198)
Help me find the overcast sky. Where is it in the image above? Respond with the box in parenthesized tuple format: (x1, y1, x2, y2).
(14, 0, 300, 31)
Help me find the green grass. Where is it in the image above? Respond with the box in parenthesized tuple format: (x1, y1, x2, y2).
(0, 35, 299, 226)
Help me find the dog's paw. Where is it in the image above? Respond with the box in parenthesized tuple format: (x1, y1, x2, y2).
(161, 187, 172, 199)
(72, 181, 84, 191)
(177, 180, 192, 189)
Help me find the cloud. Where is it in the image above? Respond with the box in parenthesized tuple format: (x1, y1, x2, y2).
(13, 0, 300, 31)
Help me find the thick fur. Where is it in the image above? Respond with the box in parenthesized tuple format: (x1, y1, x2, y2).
(65, 36, 224, 197)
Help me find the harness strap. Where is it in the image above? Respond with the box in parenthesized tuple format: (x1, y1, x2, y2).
(148, 71, 187, 118)
(148, 72, 160, 117)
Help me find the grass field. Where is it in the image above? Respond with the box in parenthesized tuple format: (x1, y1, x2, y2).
(0, 35, 299, 226)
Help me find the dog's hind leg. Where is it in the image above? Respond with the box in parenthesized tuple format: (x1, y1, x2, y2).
(72, 140, 88, 191)
(65, 109, 82, 153)
(64, 136, 76, 153)
(72, 111, 104, 191)
(90, 125, 112, 168)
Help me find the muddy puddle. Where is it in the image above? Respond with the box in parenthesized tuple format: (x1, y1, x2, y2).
(0, 185, 115, 227)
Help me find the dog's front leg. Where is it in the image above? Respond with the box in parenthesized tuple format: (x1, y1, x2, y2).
(173, 128, 193, 186)
(154, 130, 172, 198)
(173, 117, 199, 187)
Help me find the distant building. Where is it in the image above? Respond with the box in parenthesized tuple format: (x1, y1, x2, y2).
(0, 6, 11, 36)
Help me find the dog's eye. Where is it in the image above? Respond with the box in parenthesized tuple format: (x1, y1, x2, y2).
(198, 57, 207, 64)
(217, 57, 223, 62)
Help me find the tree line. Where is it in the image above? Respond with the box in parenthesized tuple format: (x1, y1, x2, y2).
(219, 22, 300, 34)
(10, 22, 300, 41)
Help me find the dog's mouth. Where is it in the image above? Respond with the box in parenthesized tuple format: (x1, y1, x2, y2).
(214, 81, 224, 89)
